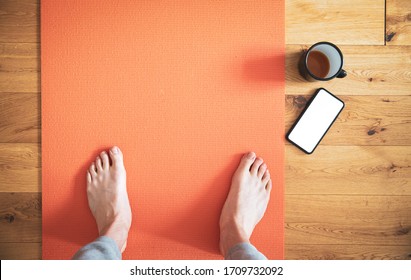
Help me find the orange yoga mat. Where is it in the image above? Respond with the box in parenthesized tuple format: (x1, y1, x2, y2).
(41, 0, 285, 259)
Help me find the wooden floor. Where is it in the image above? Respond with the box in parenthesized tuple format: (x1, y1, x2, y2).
(0, 0, 410, 259)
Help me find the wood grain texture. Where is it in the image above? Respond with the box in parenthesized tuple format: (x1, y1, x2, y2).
(5, 44, 409, 96)
(1, 0, 386, 45)
(286, 95, 411, 146)
(0, 192, 41, 242)
(286, 195, 411, 245)
(0, 242, 40, 260)
(386, 0, 411, 45)
(2, 92, 410, 146)
(286, 244, 411, 260)
(0, 0, 39, 43)
(0, 43, 40, 93)
(0, 93, 40, 142)
(286, 0, 385, 45)
(0, 144, 40, 192)
(286, 45, 411, 96)
(286, 146, 411, 195)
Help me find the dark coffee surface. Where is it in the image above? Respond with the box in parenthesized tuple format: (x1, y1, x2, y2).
(307, 50, 330, 78)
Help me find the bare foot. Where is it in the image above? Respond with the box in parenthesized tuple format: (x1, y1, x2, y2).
(86, 146, 132, 253)
(219, 152, 272, 256)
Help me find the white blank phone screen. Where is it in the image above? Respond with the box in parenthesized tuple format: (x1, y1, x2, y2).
(288, 89, 344, 153)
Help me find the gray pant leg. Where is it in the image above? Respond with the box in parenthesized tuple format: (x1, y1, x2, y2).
(72, 236, 121, 260)
(72, 238, 264, 260)
(225, 242, 267, 260)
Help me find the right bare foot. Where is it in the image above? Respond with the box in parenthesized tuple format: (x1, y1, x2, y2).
(219, 152, 272, 256)
(86, 146, 132, 253)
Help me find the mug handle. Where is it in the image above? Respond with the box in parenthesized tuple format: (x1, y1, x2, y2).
(337, 69, 347, 78)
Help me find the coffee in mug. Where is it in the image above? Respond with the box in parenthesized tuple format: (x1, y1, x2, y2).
(299, 42, 347, 81)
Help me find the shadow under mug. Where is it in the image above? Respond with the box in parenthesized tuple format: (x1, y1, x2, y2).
(299, 41, 347, 82)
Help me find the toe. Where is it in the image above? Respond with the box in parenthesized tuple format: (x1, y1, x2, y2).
(95, 156, 103, 171)
(109, 146, 124, 167)
(100, 151, 109, 170)
(237, 152, 256, 172)
(89, 163, 97, 176)
(257, 163, 267, 179)
(266, 179, 272, 193)
(250, 157, 264, 175)
(262, 170, 270, 185)
(86, 171, 92, 183)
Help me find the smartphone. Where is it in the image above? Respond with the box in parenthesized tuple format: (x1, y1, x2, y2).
(287, 88, 344, 154)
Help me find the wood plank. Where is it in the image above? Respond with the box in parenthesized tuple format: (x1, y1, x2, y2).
(3, 92, 409, 146)
(286, 95, 411, 146)
(0, 93, 40, 143)
(386, 0, 411, 45)
(286, 244, 411, 260)
(0, 242, 41, 260)
(0, 192, 41, 242)
(1, 0, 387, 45)
(286, 146, 411, 195)
(0, 43, 39, 93)
(286, 45, 411, 96)
(286, 195, 411, 245)
(0, 143, 40, 192)
(0, 0, 39, 43)
(286, 0, 385, 45)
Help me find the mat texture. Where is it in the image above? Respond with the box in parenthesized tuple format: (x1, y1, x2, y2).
(41, 0, 285, 259)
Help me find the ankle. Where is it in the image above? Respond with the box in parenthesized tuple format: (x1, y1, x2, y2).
(100, 215, 130, 253)
(219, 219, 250, 256)
(102, 228, 129, 253)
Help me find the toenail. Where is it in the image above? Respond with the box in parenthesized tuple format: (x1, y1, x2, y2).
(246, 152, 256, 160)
(111, 146, 119, 154)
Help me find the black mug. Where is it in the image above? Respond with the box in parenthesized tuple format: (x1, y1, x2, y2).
(299, 41, 347, 82)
